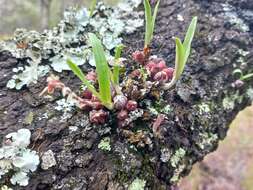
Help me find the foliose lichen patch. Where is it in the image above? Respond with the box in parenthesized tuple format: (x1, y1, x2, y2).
(98, 137, 111, 151)
(0, 129, 40, 187)
(128, 178, 146, 190)
(1, 0, 143, 90)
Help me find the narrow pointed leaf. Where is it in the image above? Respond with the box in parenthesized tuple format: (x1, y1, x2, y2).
(144, 0, 152, 47)
(242, 73, 253, 81)
(113, 45, 124, 85)
(67, 59, 100, 98)
(163, 17, 197, 90)
(114, 45, 124, 60)
(163, 38, 185, 90)
(88, 33, 112, 108)
(151, 0, 160, 41)
(181, 17, 198, 73)
(174, 37, 185, 80)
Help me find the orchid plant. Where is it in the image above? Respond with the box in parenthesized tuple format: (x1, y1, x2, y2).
(42, 0, 198, 129)
(67, 33, 124, 110)
(163, 17, 198, 90)
(144, 0, 160, 54)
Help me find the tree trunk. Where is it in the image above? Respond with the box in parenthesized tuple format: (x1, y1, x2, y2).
(0, 0, 253, 189)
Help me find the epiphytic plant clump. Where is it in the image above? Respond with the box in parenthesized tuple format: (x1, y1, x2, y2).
(41, 0, 197, 144)
(0, 129, 40, 187)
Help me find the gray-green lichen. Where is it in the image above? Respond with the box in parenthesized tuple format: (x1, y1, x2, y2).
(1, 185, 12, 190)
(237, 49, 249, 67)
(41, 150, 57, 170)
(223, 91, 243, 110)
(197, 102, 211, 115)
(6, 56, 49, 90)
(24, 112, 34, 125)
(54, 98, 76, 121)
(0, 129, 40, 187)
(160, 148, 172, 163)
(98, 137, 111, 151)
(170, 164, 185, 183)
(161, 104, 172, 114)
(170, 148, 186, 168)
(3, 0, 143, 90)
(146, 99, 172, 116)
(196, 132, 218, 150)
(223, 96, 235, 110)
(128, 178, 146, 190)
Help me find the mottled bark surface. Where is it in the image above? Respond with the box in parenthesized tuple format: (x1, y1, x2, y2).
(1, 0, 253, 189)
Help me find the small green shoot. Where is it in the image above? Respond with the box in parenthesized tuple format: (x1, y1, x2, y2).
(89, 0, 97, 17)
(67, 33, 114, 110)
(163, 17, 198, 90)
(144, 0, 160, 49)
(233, 69, 253, 81)
(112, 44, 124, 86)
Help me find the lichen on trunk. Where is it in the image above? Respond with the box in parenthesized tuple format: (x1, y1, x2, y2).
(0, 0, 253, 189)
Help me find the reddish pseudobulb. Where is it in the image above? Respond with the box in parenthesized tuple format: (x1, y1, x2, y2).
(117, 110, 128, 120)
(126, 100, 137, 111)
(89, 110, 108, 124)
(113, 95, 128, 110)
(82, 89, 92, 99)
(163, 68, 174, 80)
(132, 50, 145, 65)
(146, 57, 174, 82)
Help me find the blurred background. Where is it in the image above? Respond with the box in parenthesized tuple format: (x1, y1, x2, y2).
(0, 1, 252, 189)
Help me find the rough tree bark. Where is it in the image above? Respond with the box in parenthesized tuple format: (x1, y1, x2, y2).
(0, 0, 253, 189)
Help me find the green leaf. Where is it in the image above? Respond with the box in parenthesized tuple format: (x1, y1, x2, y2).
(174, 37, 185, 80)
(233, 69, 253, 81)
(181, 16, 198, 74)
(174, 17, 198, 80)
(242, 73, 253, 81)
(88, 33, 113, 109)
(114, 44, 124, 60)
(163, 17, 198, 90)
(151, 0, 160, 41)
(89, 0, 97, 17)
(66, 59, 100, 98)
(163, 38, 184, 90)
(144, 0, 152, 47)
(144, 0, 160, 48)
(113, 44, 124, 85)
(144, 0, 160, 47)
(233, 69, 243, 78)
